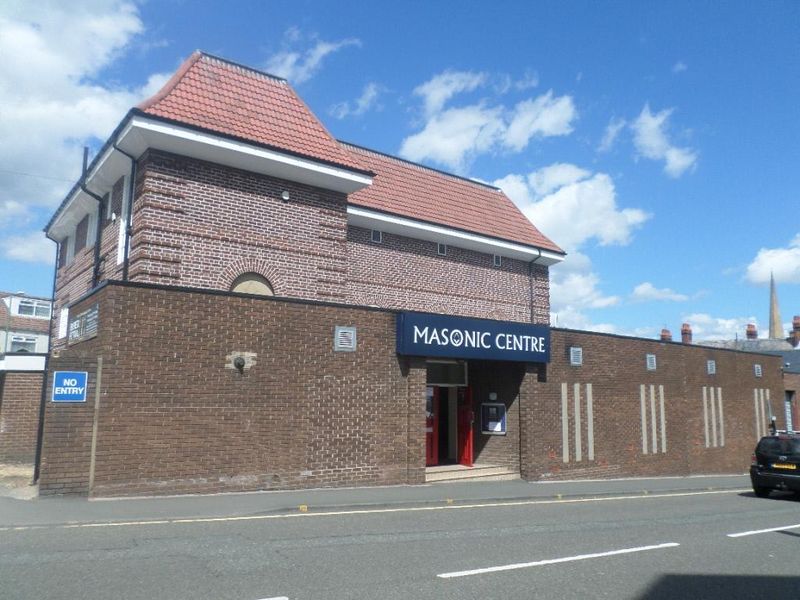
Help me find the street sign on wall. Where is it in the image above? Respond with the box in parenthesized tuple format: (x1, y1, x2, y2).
(51, 371, 88, 403)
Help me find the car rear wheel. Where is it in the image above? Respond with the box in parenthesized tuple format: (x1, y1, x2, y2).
(753, 486, 772, 498)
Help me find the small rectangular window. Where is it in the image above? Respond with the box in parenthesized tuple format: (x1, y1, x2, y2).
(58, 240, 69, 268)
(438, 243, 447, 256)
(74, 215, 89, 253)
(570, 347, 583, 366)
(371, 230, 382, 243)
(493, 254, 502, 267)
(754, 364, 763, 378)
(646, 354, 657, 371)
(707, 360, 716, 375)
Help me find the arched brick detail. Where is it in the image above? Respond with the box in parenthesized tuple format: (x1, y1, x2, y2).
(218, 258, 282, 295)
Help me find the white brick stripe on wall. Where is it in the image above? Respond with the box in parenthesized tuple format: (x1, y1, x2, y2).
(640, 384, 666, 454)
(561, 383, 595, 463)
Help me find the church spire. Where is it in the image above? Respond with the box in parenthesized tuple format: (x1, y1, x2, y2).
(769, 272, 783, 339)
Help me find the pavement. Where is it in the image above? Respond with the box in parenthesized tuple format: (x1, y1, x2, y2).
(0, 463, 753, 529)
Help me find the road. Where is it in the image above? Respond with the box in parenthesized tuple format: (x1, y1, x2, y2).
(2, 485, 800, 599)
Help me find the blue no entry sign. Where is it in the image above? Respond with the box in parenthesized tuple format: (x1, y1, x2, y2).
(52, 371, 88, 403)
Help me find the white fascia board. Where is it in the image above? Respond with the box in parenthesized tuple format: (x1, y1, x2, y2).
(347, 206, 564, 266)
(117, 116, 373, 194)
(48, 145, 128, 240)
(0, 354, 46, 372)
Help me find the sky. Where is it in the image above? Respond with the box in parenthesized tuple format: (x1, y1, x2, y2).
(0, 0, 798, 341)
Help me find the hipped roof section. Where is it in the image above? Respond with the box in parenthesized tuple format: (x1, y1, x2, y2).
(50, 50, 563, 255)
(343, 143, 563, 253)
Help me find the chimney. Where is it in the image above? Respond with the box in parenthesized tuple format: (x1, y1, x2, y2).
(792, 315, 800, 348)
(660, 328, 672, 342)
(746, 323, 758, 340)
(681, 323, 692, 344)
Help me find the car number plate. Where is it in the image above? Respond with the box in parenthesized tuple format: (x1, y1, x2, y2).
(772, 463, 797, 470)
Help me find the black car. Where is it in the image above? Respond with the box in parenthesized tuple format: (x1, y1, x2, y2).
(750, 433, 800, 497)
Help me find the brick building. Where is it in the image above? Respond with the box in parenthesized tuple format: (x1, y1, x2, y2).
(0, 292, 50, 464)
(36, 52, 784, 496)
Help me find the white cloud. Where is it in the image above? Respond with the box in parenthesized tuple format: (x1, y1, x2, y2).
(0, 0, 170, 266)
(518, 169, 650, 251)
(631, 282, 689, 302)
(745, 234, 800, 284)
(515, 71, 539, 91)
(329, 82, 383, 119)
(400, 104, 505, 172)
(681, 313, 758, 341)
(265, 29, 361, 84)
(401, 72, 577, 171)
(1, 231, 54, 264)
(672, 61, 688, 73)
(0, 1, 163, 209)
(631, 104, 698, 177)
(413, 70, 487, 117)
(504, 91, 577, 152)
(598, 117, 626, 153)
(496, 164, 649, 331)
(527, 163, 591, 197)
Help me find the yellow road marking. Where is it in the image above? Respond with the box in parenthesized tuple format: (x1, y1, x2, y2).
(0, 489, 749, 533)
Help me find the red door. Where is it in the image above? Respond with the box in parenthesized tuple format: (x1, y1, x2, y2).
(425, 387, 439, 466)
(457, 387, 474, 467)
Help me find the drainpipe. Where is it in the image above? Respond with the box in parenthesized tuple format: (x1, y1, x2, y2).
(79, 147, 107, 289)
(112, 143, 136, 282)
(528, 249, 543, 324)
(32, 236, 59, 483)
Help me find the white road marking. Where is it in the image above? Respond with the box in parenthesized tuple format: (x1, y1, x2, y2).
(727, 523, 800, 538)
(0, 489, 748, 533)
(257, 597, 288, 600)
(437, 542, 680, 578)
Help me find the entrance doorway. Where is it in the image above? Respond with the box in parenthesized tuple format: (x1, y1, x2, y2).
(426, 386, 473, 467)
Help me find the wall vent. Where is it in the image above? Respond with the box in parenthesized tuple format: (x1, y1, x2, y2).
(371, 229, 382, 243)
(569, 346, 583, 366)
(646, 354, 657, 371)
(754, 364, 763, 378)
(493, 254, 502, 267)
(334, 326, 357, 352)
(707, 360, 716, 375)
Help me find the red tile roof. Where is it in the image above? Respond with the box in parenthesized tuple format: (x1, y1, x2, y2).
(343, 144, 563, 253)
(138, 51, 562, 254)
(138, 52, 367, 173)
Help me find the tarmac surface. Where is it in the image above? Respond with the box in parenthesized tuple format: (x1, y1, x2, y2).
(0, 464, 753, 528)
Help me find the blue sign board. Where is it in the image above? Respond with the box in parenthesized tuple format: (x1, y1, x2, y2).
(52, 371, 88, 403)
(396, 312, 550, 363)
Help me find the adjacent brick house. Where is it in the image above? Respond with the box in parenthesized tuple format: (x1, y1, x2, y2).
(36, 52, 784, 496)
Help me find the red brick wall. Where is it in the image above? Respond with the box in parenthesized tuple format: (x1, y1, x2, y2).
(39, 283, 427, 497)
(51, 150, 551, 353)
(347, 226, 549, 323)
(0, 371, 44, 463)
(521, 329, 784, 481)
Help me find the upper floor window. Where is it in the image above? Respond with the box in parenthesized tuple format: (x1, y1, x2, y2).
(437, 243, 447, 256)
(16, 298, 51, 319)
(371, 230, 383, 243)
(74, 214, 89, 253)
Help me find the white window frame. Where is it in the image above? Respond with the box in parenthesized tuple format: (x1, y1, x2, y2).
(370, 229, 382, 243)
(493, 254, 502, 267)
(116, 174, 129, 265)
(14, 298, 51, 319)
(58, 307, 69, 339)
(437, 243, 447, 256)
(9, 335, 37, 353)
(570, 346, 583, 366)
